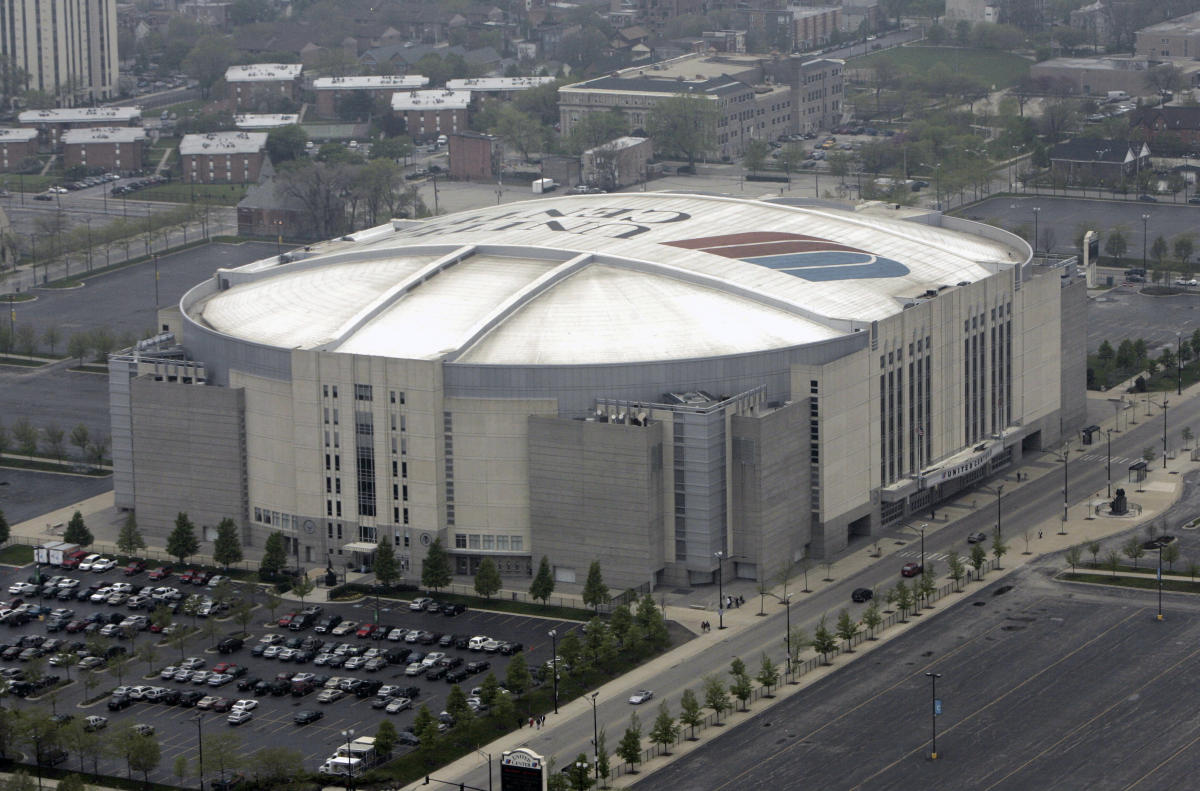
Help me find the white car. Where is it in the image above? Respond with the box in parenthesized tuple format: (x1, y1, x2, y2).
(77, 554, 101, 571)
(628, 690, 654, 705)
(172, 669, 194, 683)
(180, 656, 205, 670)
(468, 636, 489, 651)
(331, 621, 358, 636)
(409, 597, 433, 611)
(159, 666, 178, 680)
(127, 685, 154, 701)
(481, 639, 503, 653)
(387, 628, 407, 641)
(83, 715, 108, 732)
(56, 579, 79, 590)
(343, 656, 365, 670)
(227, 709, 253, 725)
(404, 662, 426, 677)
(91, 558, 116, 572)
(421, 652, 445, 667)
(109, 582, 134, 593)
(6, 583, 35, 595)
(258, 633, 283, 645)
(191, 671, 214, 685)
(316, 688, 345, 704)
(231, 699, 257, 712)
(207, 575, 231, 588)
(385, 696, 412, 714)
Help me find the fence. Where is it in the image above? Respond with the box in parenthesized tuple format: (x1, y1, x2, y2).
(606, 559, 1000, 783)
(9, 535, 262, 574)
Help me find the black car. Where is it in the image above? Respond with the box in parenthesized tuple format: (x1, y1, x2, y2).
(399, 686, 421, 700)
(387, 647, 412, 664)
(445, 667, 470, 684)
(439, 655, 463, 669)
(442, 603, 466, 617)
(454, 635, 471, 650)
(236, 676, 260, 692)
(270, 680, 291, 696)
(355, 679, 383, 698)
(178, 690, 205, 707)
(396, 731, 420, 746)
(851, 588, 873, 603)
(217, 637, 244, 654)
(160, 689, 181, 705)
(37, 748, 68, 767)
(465, 660, 490, 674)
(250, 643, 268, 657)
(253, 680, 273, 696)
(499, 641, 523, 656)
(313, 615, 342, 634)
(294, 709, 323, 725)
(107, 694, 132, 711)
(426, 665, 448, 681)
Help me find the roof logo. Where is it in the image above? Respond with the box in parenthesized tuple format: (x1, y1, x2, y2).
(664, 232, 910, 281)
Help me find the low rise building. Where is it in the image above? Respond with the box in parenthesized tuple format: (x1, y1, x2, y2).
(18, 106, 142, 149)
(445, 77, 556, 99)
(448, 132, 497, 182)
(180, 131, 269, 184)
(0, 128, 39, 171)
(390, 90, 471, 143)
(582, 136, 652, 189)
(311, 75, 429, 118)
(225, 63, 303, 109)
(792, 7, 841, 51)
(1131, 105, 1200, 147)
(234, 114, 301, 130)
(1030, 57, 1154, 97)
(1049, 139, 1149, 187)
(61, 127, 147, 172)
(1136, 10, 1200, 60)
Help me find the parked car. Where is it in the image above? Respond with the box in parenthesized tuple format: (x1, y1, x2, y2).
(901, 562, 923, 577)
(294, 709, 323, 725)
(147, 566, 173, 580)
(851, 588, 873, 603)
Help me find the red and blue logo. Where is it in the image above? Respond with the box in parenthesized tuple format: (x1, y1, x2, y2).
(665, 231, 909, 281)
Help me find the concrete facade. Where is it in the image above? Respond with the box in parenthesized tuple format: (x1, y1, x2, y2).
(1136, 10, 1200, 60)
(582, 136, 652, 189)
(0, 0, 119, 104)
(1030, 57, 1155, 97)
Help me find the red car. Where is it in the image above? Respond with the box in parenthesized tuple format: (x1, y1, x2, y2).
(147, 566, 173, 581)
(277, 613, 297, 628)
(212, 662, 233, 674)
(356, 623, 377, 639)
(179, 570, 197, 584)
(900, 562, 923, 578)
(123, 561, 146, 576)
(192, 571, 214, 586)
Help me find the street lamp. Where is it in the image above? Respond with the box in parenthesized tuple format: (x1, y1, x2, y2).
(573, 759, 591, 790)
(474, 749, 493, 791)
(1177, 331, 1183, 395)
(589, 692, 600, 785)
(995, 485, 1004, 538)
(1105, 428, 1113, 499)
(548, 629, 559, 714)
(1061, 444, 1070, 534)
(341, 729, 356, 791)
(1163, 398, 1169, 468)
(1156, 545, 1165, 622)
(925, 672, 942, 760)
(195, 714, 205, 791)
(1142, 212, 1151, 269)
(714, 551, 726, 630)
(1032, 206, 1041, 254)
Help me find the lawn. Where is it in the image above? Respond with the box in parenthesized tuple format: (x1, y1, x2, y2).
(122, 182, 248, 206)
(0, 544, 34, 565)
(857, 45, 1032, 88)
(3, 172, 62, 193)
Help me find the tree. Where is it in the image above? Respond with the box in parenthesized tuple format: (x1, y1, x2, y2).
(566, 110, 628, 155)
(530, 555, 555, 604)
(862, 599, 883, 639)
(63, 510, 93, 546)
(0, 509, 7, 546)
(262, 588, 282, 623)
(743, 139, 770, 175)
(947, 551, 966, 591)
(1152, 236, 1169, 268)
(250, 746, 304, 788)
(1105, 230, 1128, 263)
(811, 616, 838, 664)
(918, 566, 937, 608)
(266, 125, 308, 165)
(703, 675, 730, 724)
(645, 93, 719, 169)
(1104, 549, 1121, 576)
(212, 518, 242, 568)
(115, 512, 146, 557)
(582, 561, 609, 614)
(292, 575, 315, 606)
(1182, 426, 1194, 450)
(374, 719, 398, 758)
(1175, 235, 1195, 268)
(729, 657, 752, 711)
(259, 531, 287, 577)
(596, 728, 611, 787)
(69, 424, 90, 460)
(756, 653, 780, 695)
(969, 543, 988, 579)
(1065, 544, 1082, 574)
(1, 772, 34, 791)
(616, 713, 643, 773)
(894, 581, 915, 621)
(835, 609, 860, 652)
(1087, 540, 1102, 567)
(11, 418, 36, 460)
(491, 104, 545, 163)
(412, 705, 440, 763)
(41, 425, 65, 462)
(182, 35, 233, 98)
(126, 729, 162, 785)
(648, 701, 679, 755)
(473, 557, 502, 599)
(1122, 535, 1145, 568)
(1162, 542, 1181, 571)
(421, 537, 451, 592)
(679, 688, 703, 739)
(991, 533, 1009, 570)
(505, 652, 531, 696)
(55, 775, 84, 791)
(166, 513, 199, 564)
(374, 538, 400, 588)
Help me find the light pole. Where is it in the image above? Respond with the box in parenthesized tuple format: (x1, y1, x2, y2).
(195, 714, 205, 791)
(1156, 545, 1164, 621)
(475, 749, 493, 791)
(1032, 206, 1040, 254)
(714, 550, 726, 629)
(1142, 212, 1150, 269)
(1177, 331, 1183, 395)
(1105, 428, 1113, 499)
(1163, 398, 1169, 468)
(589, 692, 600, 785)
(341, 728, 355, 791)
(1061, 444, 1070, 534)
(995, 484, 1004, 538)
(925, 671, 942, 760)
(548, 628, 558, 714)
(573, 759, 591, 790)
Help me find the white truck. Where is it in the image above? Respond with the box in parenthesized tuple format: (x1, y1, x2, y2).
(318, 756, 364, 776)
(35, 542, 79, 566)
(1106, 90, 1129, 102)
(318, 736, 379, 775)
(531, 177, 558, 194)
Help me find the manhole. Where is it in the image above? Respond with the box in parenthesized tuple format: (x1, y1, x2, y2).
(763, 721, 773, 728)
(994, 585, 1014, 596)
(973, 601, 986, 607)
(921, 651, 933, 657)
(1001, 625, 1024, 631)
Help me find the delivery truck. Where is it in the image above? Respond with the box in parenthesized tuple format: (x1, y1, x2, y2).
(531, 177, 558, 194)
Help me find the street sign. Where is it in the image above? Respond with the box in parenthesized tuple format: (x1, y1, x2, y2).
(501, 747, 547, 791)
(934, 698, 943, 716)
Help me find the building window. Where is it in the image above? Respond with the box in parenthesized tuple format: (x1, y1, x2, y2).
(496, 535, 509, 550)
(468, 534, 480, 549)
(355, 384, 372, 401)
(455, 534, 467, 548)
(510, 535, 523, 552)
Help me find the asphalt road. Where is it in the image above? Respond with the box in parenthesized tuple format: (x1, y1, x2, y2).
(636, 566, 1200, 791)
(0, 468, 112, 527)
(1087, 283, 1200, 356)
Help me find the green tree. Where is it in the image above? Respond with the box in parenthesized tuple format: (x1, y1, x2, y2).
(115, 512, 146, 557)
(250, 746, 303, 788)
(473, 557, 502, 599)
(63, 510, 93, 546)
(166, 512, 199, 564)
(1105, 230, 1128, 263)
(811, 615, 838, 663)
(582, 561, 609, 614)
(991, 533, 1009, 570)
(1065, 544, 1082, 573)
(421, 537, 451, 592)
(648, 702, 679, 755)
(947, 550, 966, 590)
(41, 424, 65, 462)
(861, 599, 883, 639)
(0, 509, 8, 546)
(181, 35, 233, 98)
(505, 652, 531, 696)
(756, 652, 780, 695)
(559, 630, 584, 676)
(1, 772, 34, 791)
(374, 719, 398, 757)
(1122, 535, 1145, 568)
(291, 574, 315, 606)
(491, 104, 545, 162)
(596, 728, 611, 787)
(67, 332, 90, 366)
(635, 594, 669, 649)
(645, 93, 719, 169)
(266, 125, 308, 164)
(918, 566, 937, 608)
(835, 609, 860, 652)
(679, 688, 703, 739)
(616, 712, 643, 772)
(1175, 234, 1195, 268)
(1162, 542, 1181, 571)
(703, 674, 730, 724)
(374, 538, 400, 588)
(1087, 540, 1102, 567)
(893, 581, 914, 620)
(729, 657, 752, 711)
(969, 543, 988, 579)
(566, 110, 628, 155)
(55, 775, 84, 791)
(126, 729, 162, 785)
(1104, 548, 1121, 576)
(369, 136, 414, 162)
(69, 424, 90, 460)
(743, 139, 770, 175)
(412, 704, 440, 762)
(259, 531, 287, 577)
(530, 555, 555, 604)
(11, 418, 36, 460)
(211, 517, 242, 568)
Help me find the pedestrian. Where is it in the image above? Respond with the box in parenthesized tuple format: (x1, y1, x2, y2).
(529, 717, 534, 729)
(1038, 530, 1043, 539)
(540, 715, 546, 727)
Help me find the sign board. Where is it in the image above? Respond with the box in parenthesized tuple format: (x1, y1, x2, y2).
(934, 699, 943, 716)
(501, 748, 547, 791)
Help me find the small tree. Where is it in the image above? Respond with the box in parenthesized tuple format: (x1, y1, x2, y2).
(473, 557, 502, 599)
(412, 705, 440, 764)
(946, 551, 966, 591)
(161, 513, 198, 566)
(835, 609, 860, 652)
(42, 326, 61, 357)
(1104, 549, 1121, 577)
(1065, 544, 1082, 574)
(69, 424, 89, 459)
(421, 538, 452, 592)
(861, 600, 883, 639)
(1187, 560, 1200, 581)
(1182, 426, 1195, 450)
(116, 513, 146, 557)
(11, 419, 36, 460)
(374, 719, 398, 757)
(211, 518, 242, 568)
(970, 543, 988, 579)
(582, 561, 610, 614)
(63, 510, 93, 547)
(787, 626, 808, 669)
(616, 712, 642, 773)
(530, 555, 555, 604)
(703, 675, 730, 725)
(756, 653, 780, 695)
(0, 509, 8, 546)
(1087, 540, 1102, 567)
(41, 424, 65, 463)
(505, 652, 531, 696)
(596, 728, 611, 787)
(67, 332, 90, 366)
(292, 575, 315, 606)
(648, 702, 679, 755)
(1162, 542, 1181, 571)
(374, 538, 400, 588)
(259, 531, 287, 577)
(811, 616, 838, 664)
(729, 657, 752, 711)
(991, 533, 1009, 570)
(918, 566, 937, 608)
(1122, 536, 1145, 569)
(679, 688, 703, 739)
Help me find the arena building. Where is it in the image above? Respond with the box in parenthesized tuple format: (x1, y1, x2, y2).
(109, 194, 1085, 591)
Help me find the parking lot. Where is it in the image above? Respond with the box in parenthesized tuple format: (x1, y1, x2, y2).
(0, 559, 581, 784)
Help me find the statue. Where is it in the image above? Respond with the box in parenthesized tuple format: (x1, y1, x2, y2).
(1110, 488, 1128, 515)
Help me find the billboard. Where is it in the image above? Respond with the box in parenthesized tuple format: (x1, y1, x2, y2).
(500, 748, 546, 791)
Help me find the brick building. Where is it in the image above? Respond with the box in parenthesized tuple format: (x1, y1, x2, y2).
(180, 131, 269, 184)
(444, 77, 555, 100)
(1049, 139, 1148, 186)
(0, 128, 38, 171)
(234, 114, 300, 130)
(61, 127, 147, 172)
(1135, 10, 1200, 60)
(18, 106, 142, 149)
(390, 90, 471, 143)
(1131, 106, 1200, 146)
(448, 132, 497, 181)
(582, 136, 652, 189)
(225, 63, 302, 110)
(792, 7, 841, 50)
(311, 75, 429, 118)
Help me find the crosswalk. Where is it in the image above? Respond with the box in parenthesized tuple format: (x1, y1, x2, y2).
(896, 549, 954, 563)
(1075, 453, 1141, 466)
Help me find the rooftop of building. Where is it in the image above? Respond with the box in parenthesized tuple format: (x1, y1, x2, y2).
(234, 114, 300, 129)
(1138, 9, 1200, 35)
(61, 127, 147, 145)
(312, 75, 429, 90)
(179, 131, 269, 155)
(18, 106, 142, 124)
(0, 127, 38, 141)
(390, 90, 472, 111)
(224, 63, 303, 82)
(445, 76, 556, 91)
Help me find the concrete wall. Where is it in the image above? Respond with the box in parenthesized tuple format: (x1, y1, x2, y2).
(130, 376, 247, 547)
(528, 415, 665, 592)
